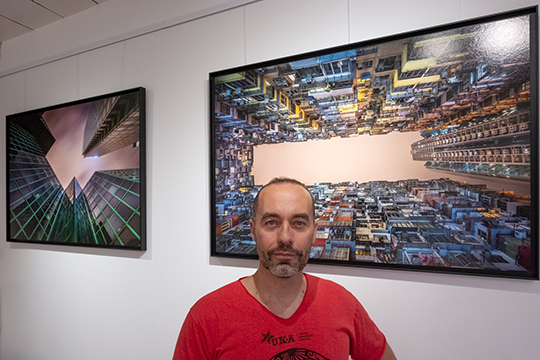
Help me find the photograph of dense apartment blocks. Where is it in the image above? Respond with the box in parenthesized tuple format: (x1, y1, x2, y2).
(8, 90, 144, 249)
(212, 13, 535, 274)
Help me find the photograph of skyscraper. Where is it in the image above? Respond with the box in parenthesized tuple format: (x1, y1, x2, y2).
(212, 12, 535, 276)
(8, 88, 145, 249)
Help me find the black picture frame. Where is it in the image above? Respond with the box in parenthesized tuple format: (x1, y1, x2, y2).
(210, 7, 538, 279)
(6, 87, 147, 250)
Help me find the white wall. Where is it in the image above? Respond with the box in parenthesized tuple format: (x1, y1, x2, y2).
(0, 0, 539, 359)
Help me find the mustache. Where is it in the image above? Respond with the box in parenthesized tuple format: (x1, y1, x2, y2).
(268, 244, 304, 257)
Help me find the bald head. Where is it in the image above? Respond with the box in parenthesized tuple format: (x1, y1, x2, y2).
(252, 177, 315, 221)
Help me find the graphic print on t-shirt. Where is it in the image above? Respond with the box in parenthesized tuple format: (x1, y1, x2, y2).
(270, 348, 329, 360)
(261, 330, 313, 346)
(261, 330, 329, 359)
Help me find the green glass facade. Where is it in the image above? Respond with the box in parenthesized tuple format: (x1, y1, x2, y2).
(9, 122, 74, 242)
(83, 169, 141, 248)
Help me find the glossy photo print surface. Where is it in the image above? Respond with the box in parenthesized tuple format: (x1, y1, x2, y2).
(6, 88, 146, 250)
(211, 8, 538, 278)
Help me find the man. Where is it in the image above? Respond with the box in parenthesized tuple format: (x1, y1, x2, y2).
(173, 177, 397, 360)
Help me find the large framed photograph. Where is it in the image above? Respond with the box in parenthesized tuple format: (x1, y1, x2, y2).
(6, 87, 146, 250)
(210, 7, 538, 279)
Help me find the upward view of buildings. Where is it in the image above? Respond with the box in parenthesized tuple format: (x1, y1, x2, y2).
(213, 14, 534, 274)
(8, 92, 143, 248)
(83, 93, 141, 157)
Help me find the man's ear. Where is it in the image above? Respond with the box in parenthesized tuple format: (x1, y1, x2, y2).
(311, 220, 317, 244)
(249, 218, 256, 241)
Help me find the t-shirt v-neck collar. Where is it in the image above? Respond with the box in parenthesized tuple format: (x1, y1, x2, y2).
(238, 273, 312, 321)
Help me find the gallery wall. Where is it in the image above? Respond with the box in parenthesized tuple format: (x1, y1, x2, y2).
(0, 0, 539, 359)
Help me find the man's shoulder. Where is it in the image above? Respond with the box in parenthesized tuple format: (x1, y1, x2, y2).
(306, 273, 349, 291)
(193, 278, 243, 305)
(188, 278, 247, 316)
(306, 273, 359, 304)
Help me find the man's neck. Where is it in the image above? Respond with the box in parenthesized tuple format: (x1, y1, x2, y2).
(241, 267, 307, 319)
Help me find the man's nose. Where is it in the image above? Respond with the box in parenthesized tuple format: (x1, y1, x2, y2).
(277, 222, 293, 245)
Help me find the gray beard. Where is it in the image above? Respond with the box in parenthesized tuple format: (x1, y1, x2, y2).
(259, 245, 309, 278)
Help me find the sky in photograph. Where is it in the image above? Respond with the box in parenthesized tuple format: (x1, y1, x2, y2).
(43, 102, 139, 189)
(252, 131, 530, 196)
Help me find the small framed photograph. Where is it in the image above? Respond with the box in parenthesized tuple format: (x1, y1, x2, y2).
(6, 87, 146, 250)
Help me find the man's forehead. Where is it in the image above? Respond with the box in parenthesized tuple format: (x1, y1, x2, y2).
(259, 182, 310, 199)
(257, 183, 312, 210)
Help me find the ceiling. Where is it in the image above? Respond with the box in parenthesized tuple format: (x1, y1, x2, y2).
(0, 0, 108, 43)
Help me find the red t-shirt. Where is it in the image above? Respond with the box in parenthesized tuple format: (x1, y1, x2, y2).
(173, 273, 386, 360)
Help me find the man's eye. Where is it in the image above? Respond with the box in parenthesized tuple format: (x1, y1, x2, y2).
(295, 221, 306, 226)
(265, 220, 276, 226)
